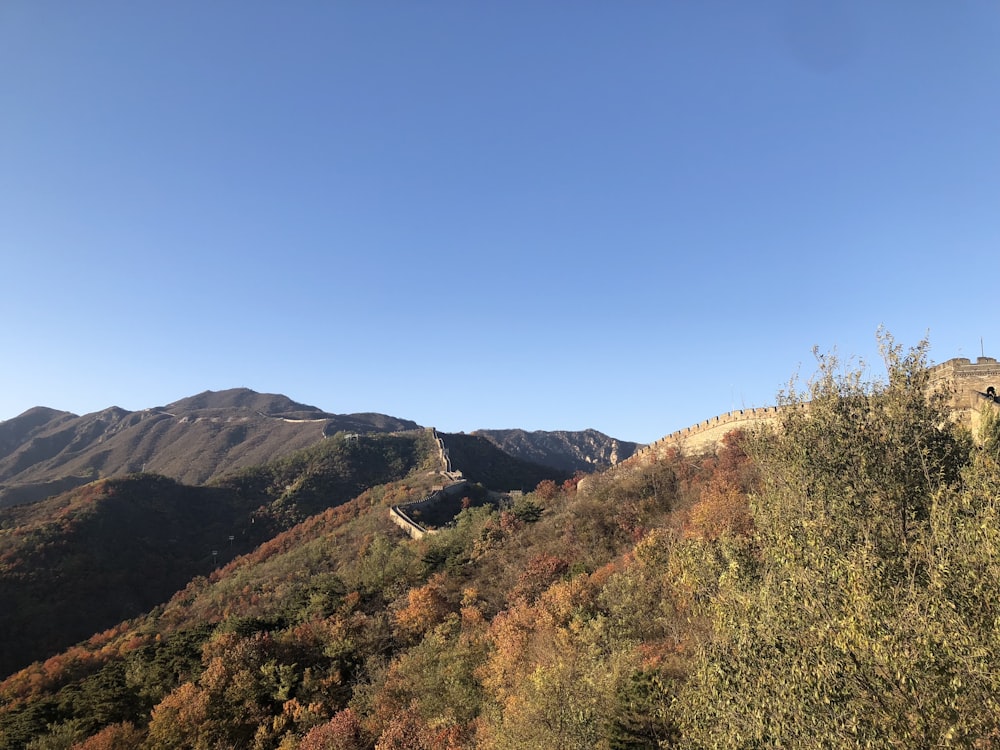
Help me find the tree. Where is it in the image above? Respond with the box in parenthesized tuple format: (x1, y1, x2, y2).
(70, 722, 143, 750)
(604, 668, 680, 749)
(677, 334, 998, 746)
(752, 331, 969, 562)
(392, 574, 451, 641)
(143, 682, 211, 750)
(299, 708, 366, 750)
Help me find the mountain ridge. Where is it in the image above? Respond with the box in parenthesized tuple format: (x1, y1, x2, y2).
(472, 427, 642, 473)
(0, 389, 420, 507)
(0, 389, 639, 508)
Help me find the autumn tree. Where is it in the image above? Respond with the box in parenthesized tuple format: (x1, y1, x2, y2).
(534, 479, 559, 501)
(70, 722, 143, 750)
(299, 708, 367, 750)
(476, 569, 648, 749)
(143, 681, 212, 750)
(392, 573, 451, 641)
(676, 334, 1000, 746)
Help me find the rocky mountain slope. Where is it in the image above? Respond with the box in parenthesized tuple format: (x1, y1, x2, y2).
(0, 389, 419, 507)
(472, 428, 642, 473)
(440, 432, 572, 490)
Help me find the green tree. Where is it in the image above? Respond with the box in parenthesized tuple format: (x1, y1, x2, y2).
(676, 334, 997, 747)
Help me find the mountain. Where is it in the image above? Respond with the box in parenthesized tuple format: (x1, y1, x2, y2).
(0, 418, 699, 749)
(0, 430, 439, 680)
(440, 432, 572, 491)
(472, 427, 642, 473)
(0, 389, 419, 508)
(3, 341, 998, 748)
(0, 422, 574, 683)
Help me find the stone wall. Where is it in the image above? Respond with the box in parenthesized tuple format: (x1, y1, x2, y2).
(929, 356, 1000, 435)
(622, 406, 783, 467)
(620, 356, 1000, 469)
(430, 428, 464, 482)
(389, 480, 470, 539)
(388, 428, 467, 539)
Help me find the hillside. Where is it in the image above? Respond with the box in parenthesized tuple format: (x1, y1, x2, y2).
(0, 389, 419, 508)
(3, 338, 998, 747)
(0, 419, 713, 749)
(472, 428, 641, 473)
(439, 432, 572, 490)
(0, 430, 438, 680)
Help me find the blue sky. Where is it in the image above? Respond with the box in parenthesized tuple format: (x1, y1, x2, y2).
(2, 3, 998, 444)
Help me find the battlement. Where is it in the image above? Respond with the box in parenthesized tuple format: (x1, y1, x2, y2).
(620, 356, 1000, 468)
(623, 405, 784, 465)
(929, 356, 1000, 391)
(929, 356, 1000, 431)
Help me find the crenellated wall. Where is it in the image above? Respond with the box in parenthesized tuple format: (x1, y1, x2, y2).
(389, 480, 470, 539)
(389, 428, 466, 539)
(430, 428, 464, 482)
(929, 356, 1000, 436)
(622, 406, 783, 466)
(619, 356, 1000, 468)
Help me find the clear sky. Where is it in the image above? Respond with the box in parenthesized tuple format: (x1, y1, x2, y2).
(2, 2, 998, 445)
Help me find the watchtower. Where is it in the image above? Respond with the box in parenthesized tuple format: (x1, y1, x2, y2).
(929, 356, 1000, 433)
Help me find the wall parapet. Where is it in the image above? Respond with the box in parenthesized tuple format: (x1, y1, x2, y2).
(621, 355, 1000, 468)
(389, 479, 470, 539)
(622, 405, 784, 467)
(929, 356, 1000, 431)
(388, 429, 467, 539)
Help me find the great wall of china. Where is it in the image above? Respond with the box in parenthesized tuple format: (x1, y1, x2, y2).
(617, 356, 1000, 469)
(389, 358, 1000, 528)
(623, 405, 785, 465)
(388, 428, 468, 539)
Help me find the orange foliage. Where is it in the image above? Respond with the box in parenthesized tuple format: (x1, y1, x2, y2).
(373, 704, 467, 750)
(478, 605, 537, 705)
(534, 570, 605, 634)
(71, 722, 144, 750)
(392, 574, 450, 639)
(1, 642, 112, 703)
(145, 682, 210, 748)
(685, 481, 753, 541)
(534, 479, 559, 500)
(675, 430, 757, 540)
(509, 553, 568, 603)
(300, 708, 366, 750)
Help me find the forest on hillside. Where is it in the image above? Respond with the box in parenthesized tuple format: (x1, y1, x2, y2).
(2, 337, 999, 748)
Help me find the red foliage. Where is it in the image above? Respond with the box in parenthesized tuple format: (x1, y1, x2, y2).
(510, 553, 569, 604)
(562, 472, 585, 494)
(71, 722, 144, 750)
(300, 708, 366, 750)
(534, 479, 559, 500)
(374, 706, 468, 750)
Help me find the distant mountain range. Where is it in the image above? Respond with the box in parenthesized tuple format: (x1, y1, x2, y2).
(0, 425, 572, 679)
(473, 428, 641, 473)
(0, 389, 418, 508)
(0, 389, 653, 742)
(0, 389, 638, 508)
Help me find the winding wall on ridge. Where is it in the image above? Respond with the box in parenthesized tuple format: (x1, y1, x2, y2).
(621, 406, 783, 467)
(388, 428, 467, 539)
(619, 356, 1000, 469)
